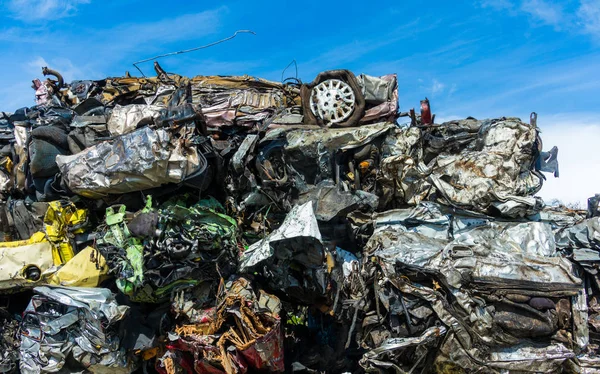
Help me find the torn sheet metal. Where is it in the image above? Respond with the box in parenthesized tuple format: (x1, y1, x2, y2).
(56, 126, 206, 198)
(163, 277, 283, 374)
(238, 201, 329, 304)
(359, 325, 447, 373)
(19, 286, 130, 374)
(49, 246, 109, 288)
(2, 199, 49, 240)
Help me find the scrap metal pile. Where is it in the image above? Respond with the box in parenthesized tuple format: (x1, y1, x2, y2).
(0, 63, 597, 373)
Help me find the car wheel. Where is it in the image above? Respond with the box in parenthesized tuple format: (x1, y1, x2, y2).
(301, 70, 365, 127)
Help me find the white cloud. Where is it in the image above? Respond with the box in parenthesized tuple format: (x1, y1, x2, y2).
(27, 57, 49, 75)
(0, 6, 229, 108)
(449, 83, 458, 95)
(110, 8, 225, 47)
(535, 114, 600, 207)
(5, 0, 90, 21)
(431, 79, 445, 94)
(482, 0, 600, 40)
(521, 0, 565, 29)
(24, 55, 101, 88)
(299, 19, 443, 78)
(577, 0, 600, 39)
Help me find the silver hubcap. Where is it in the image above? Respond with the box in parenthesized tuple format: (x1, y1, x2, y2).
(309, 79, 355, 124)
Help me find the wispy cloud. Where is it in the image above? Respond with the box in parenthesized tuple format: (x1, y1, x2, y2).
(0, 27, 49, 43)
(26, 57, 49, 75)
(446, 62, 600, 117)
(520, 0, 565, 30)
(108, 8, 226, 48)
(577, 0, 600, 39)
(0, 6, 238, 109)
(0, 7, 227, 52)
(0, 7, 228, 77)
(481, 0, 600, 40)
(449, 83, 457, 95)
(298, 18, 444, 77)
(431, 79, 445, 95)
(4, 0, 90, 22)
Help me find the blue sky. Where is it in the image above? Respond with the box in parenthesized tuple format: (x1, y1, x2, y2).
(0, 0, 598, 206)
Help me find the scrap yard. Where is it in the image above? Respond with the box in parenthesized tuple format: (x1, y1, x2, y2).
(0, 61, 597, 373)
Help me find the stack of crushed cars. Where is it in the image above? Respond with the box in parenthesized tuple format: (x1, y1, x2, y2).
(0, 62, 597, 374)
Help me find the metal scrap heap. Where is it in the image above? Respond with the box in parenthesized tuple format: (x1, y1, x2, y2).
(0, 63, 596, 374)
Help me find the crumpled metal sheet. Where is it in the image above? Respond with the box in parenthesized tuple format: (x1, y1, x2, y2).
(239, 201, 322, 272)
(379, 117, 552, 217)
(13, 121, 29, 191)
(362, 201, 586, 373)
(359, 325, 447, 373)
(56, 126, 205, 198)
(573, 287, 590, 352)
(0, 158, 11, 194)
(190, 75, 287, 130)
(357, 74, 395, 103)
(284, 123, 395, 177)
(0, 312, 19, 374)
(368, 218, 582, 292)
(357, 74, 399, 124)
(555, 217, 600, 250)
(19, 286, 130, 374)
(107, 104, 162, 136)
(435, 334, 575, 373)
(3, 199, 49, 241)
(0, 240, 55, 292)
(589, 194, 600, 218)
(238, 201, 330, 305)
(296, 180, 379, 221)
(567, 354, 600, 373)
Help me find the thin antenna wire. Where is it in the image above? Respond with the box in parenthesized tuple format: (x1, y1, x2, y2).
(281, 59, 298, 82)
(132, 30, 256, 77)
